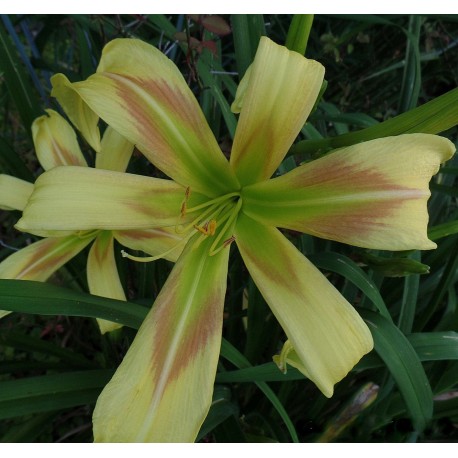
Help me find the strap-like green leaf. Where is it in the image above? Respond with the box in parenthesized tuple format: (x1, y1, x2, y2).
(309, 252, 392, 321)
(285, 15, 314, 55)
(361, 309, 433, 432)
(0, 279, 146, 329)
(0, 21, 42, 132)
(0, 370, 114, 419)
(220, 338, 299, 442)
(231, 14, 265, 79)
(291, 87, 458, 157)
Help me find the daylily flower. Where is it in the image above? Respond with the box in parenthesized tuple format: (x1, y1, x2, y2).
(0, 109, 184, 332)
(16, 37, 455, 442)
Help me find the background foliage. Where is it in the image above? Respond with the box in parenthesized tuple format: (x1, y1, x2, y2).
(0, 14, 457, 442)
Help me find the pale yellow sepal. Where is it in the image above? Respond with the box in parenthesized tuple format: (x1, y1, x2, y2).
(93, 235, 230, 442)
(0, 175, 33, 211)
(32, 109, 87, 170)
(97, 126, 134, 173)
(51, 73, 101, 152)
(235, 214, 373, 398)
(230, 36, 325, 186)
(243, 134, 456, 251)
(16, 166, 195, 236)
(87, 232, 125, 334)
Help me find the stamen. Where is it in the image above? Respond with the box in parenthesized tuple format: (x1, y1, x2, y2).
(176, 201, 220, 234)
(121, 238, 188, 263)
(180, 186, 192, 218)
(209, 198, 242, 256)
(185, 192, 240, 214)
(194, 219, 217, 236)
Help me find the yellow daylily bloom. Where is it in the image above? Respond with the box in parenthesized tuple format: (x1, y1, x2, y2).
(18, 36, 455, 442)
(1, 109, 186, 333)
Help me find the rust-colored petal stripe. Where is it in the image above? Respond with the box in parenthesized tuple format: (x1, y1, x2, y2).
(242, 134, 455, 250)
(230, 36, 324, 186)
(92, 234, 230, 442)
(70, 39, 238, 197)
(16, 166, 204, 236)
(235, 214, 373, 397)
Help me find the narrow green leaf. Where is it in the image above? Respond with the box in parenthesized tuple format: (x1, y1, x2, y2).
(197, 385, 238, 440)
(147, 14, 177, 40)
(361, 251, 429, 277)
(415, 237, 458, 330)
(361, 309, 433, 432)
(197, 54, 237, 139)
(0, 135, 34, 181)
(218, 330, 458, 384)
(398, 15, 422, 112)
(430, 183, 458, 197)
(309, 252, 392, 321)
(409, 332, 458, 361)
(434, 396, 458, 420)
(285, 15, 313, 55)
(0, 411, 58, 442)
(0, 279, 146, 329)
(231, 14, 265, 79)
(217, 362, 304, 383)
(433, 362, 458, 394)
(398, 252, 421, 333)
(0, 21, 42, 132)
(290, 87, 458, 157)
(0, 369, 114, 419)
(76, 24, 96, 78)
(0, 330, 97, 369)
(220, 338, 299, 442)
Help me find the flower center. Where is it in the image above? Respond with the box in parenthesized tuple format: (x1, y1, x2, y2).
(122, 189, 242, 263)
(178, 189, 242, 256)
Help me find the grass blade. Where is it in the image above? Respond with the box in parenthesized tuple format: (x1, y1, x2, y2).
(220, 338, 299, 442)
(0, 369, 114, 419)
(0, 279, 146, 329)
(285, 15, 313, 55)
(231, 14, 265, 79)
(0, 17, 42, 132)
(361, 309, 433, 432)
(291, 87, 458, 157)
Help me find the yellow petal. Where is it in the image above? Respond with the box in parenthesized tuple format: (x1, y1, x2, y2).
(0, 175, 33, 211)
(113, 227, 185, 263)
(230, 36, 325, 185)
(0, 235, 92, 281)
(242, 134, 455, 251)
(16, 166, 204, 237)
(32, 109, 88, 170)
(87, 231, 125, 334)
(235, 214, 373, 397)
(59, 38, 238, 197)
(93, 234, 230, 442)
(51, 73, 101, 152)
(230, 64, 252, 114)
(96, 126, 134, 172)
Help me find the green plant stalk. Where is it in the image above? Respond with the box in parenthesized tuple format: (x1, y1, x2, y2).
(285, 15, 314, 55)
